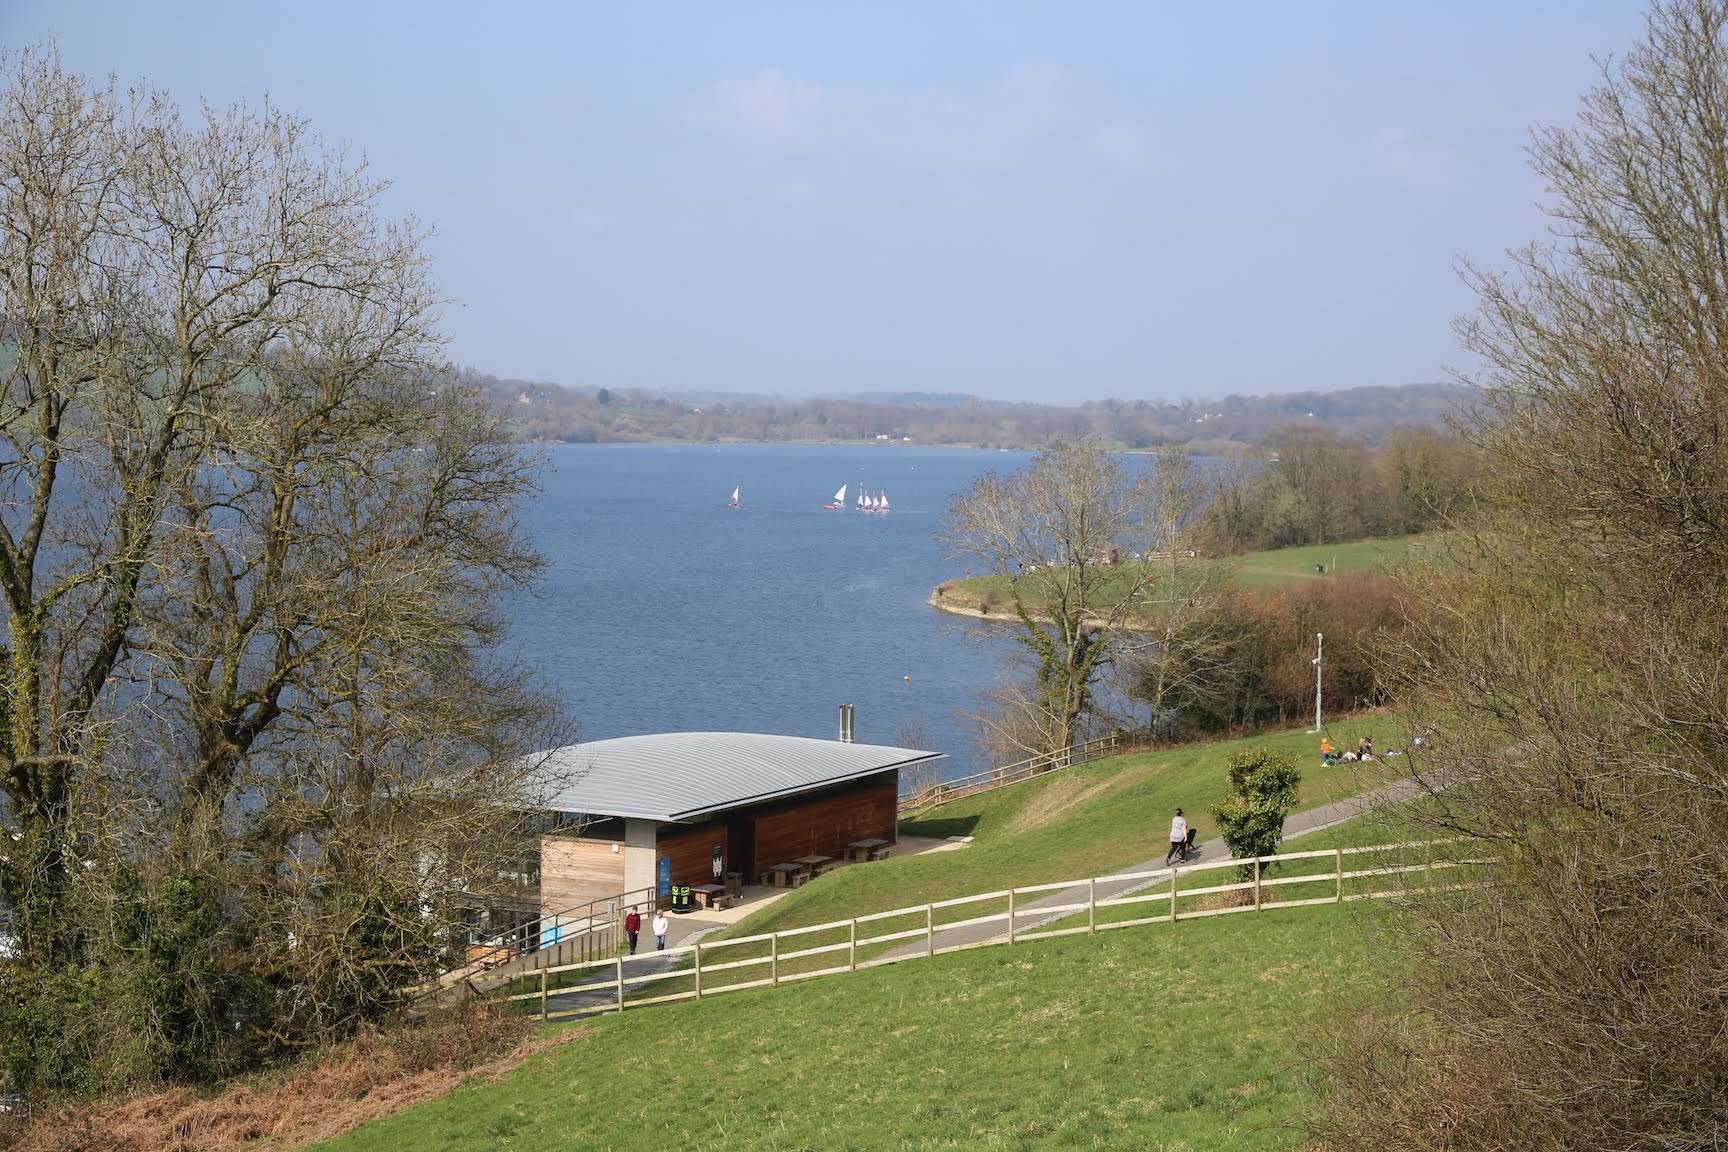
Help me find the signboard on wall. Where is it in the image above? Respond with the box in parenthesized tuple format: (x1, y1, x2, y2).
(711, 844, 723, 879)
(657, 856, 671, 897)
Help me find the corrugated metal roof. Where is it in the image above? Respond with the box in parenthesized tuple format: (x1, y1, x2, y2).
(526, 732, 943, 822)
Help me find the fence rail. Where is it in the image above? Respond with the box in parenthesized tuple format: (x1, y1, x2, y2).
(898, 733, 1123, 818)
(437, 883, 661, 992)
(497, 838, 1476, 1023)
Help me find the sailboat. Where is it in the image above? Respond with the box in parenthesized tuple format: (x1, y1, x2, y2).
(823, 484, 847, 510)
(727, 486, 739, 508)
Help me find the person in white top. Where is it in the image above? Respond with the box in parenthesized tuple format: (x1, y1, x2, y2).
(651, 910, 670, 950)
(1165, 808, 1188, 866)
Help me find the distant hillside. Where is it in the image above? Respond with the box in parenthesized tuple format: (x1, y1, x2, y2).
(480, 373, 1478, 450)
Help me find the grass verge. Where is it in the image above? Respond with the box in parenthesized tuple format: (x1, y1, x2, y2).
(316, 902, 1385, 1152)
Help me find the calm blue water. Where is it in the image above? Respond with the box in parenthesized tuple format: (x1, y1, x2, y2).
(508, 444, 1035, 777)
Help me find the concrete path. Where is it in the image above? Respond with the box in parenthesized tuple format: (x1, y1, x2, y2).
(876, 774, 1423, 963)
(536, 836, 969, 1016)
(533, 782, 1422, 1012)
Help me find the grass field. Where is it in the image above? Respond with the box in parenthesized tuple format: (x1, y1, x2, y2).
(718, 718, 1401, 941)
(931, 533, 1436, 614)
(316, 902, 1385, 1152)
(319, 722, 1423, 1150)
(1225, 536, 1432, 592)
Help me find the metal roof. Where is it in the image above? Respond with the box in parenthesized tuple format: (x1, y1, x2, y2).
(526, 732, 944, 822)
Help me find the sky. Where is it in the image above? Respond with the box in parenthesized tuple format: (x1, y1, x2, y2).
(3, 2, 1653, 405)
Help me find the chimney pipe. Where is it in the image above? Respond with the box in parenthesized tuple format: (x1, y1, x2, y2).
(838, 703, 854, 743)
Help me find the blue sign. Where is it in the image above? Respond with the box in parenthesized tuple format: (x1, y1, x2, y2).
(657, 856, 671, 897)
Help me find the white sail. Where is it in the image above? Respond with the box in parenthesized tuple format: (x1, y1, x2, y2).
(834, 484, 847, 505)
(729, 486, 739, 506)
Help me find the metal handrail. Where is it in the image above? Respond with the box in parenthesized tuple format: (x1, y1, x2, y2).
(444, 883, 662, 985)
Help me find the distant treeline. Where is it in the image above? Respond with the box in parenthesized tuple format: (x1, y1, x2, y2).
(1192, 424, 1479, 552)
(481, 374, 1477, 452)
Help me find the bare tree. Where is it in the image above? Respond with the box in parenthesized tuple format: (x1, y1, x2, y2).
(1320, 4, 1728, 1147)
(942, 443, 1190, 758)
(0, 46, 562, 1099)
(1111, 452, 1231, 739)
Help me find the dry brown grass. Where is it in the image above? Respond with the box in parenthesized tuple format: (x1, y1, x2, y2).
(0, 1004, 587, 1152)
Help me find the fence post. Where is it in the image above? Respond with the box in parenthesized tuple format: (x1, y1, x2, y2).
(616, 958, 624, 1014)
(539, 961, 548, 1021)
(849, 919, 857, 971)
(694, 943, 702, 1000)
(1088, 877, 1096, 935)
(1424, 841, 1432, 892)
(1170, 868, 1179, 922)
(1007, 888, 1016, 944)
(1253, 858, 1262, 911)
(1335, 849, 1344, 903)
(771, 933, 779, 988)
(926, 905, 935, 957)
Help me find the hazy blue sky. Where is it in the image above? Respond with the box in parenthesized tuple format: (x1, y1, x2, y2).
(4, 2, 1650, 404)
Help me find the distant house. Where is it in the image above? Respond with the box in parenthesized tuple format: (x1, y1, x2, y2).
(526, 732, 942, 915)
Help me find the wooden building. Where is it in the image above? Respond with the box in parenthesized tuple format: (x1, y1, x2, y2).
(528, 732, 942, 916)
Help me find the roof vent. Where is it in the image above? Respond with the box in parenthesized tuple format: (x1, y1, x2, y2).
(838, 703, 854, 743)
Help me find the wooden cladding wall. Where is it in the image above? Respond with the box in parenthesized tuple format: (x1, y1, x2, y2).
(540, 837, 626, 916)
(657, 821, 729, 891)
(751, 772, 898, 868)
(651, 771, 899, 887)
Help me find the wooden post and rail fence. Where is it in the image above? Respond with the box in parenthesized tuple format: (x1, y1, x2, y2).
(493, 838, 1475, 1024)
(440, 735, 1126, 992)
(897, 733, 1124, 819)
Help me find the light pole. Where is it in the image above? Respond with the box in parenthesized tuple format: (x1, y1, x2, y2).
(1310, 632, 1324, 733)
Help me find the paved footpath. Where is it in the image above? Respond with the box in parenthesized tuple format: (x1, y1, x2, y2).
(536, 779, 1427, 1011)
(877, 774, 1428, 963)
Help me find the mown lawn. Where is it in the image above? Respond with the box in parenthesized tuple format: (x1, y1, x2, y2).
(1226, 535, 1434, 591)
(932, 533, 1438, 610)
(725, 718, 1404, 939)
(315, 902, 1385, 1152)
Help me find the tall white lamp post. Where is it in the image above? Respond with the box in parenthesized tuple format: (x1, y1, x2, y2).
(1310, 632, 1324, 733)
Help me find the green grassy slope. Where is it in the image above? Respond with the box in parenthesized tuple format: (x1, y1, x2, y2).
(728, 718, 1400, 938)
(318, 903, 1382, 1152)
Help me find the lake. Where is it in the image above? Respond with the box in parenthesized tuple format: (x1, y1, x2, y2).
(508, 443, 1036, 778)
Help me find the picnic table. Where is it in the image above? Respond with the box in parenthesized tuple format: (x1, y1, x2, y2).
(759, 862, 804, 887)
(794, 854, 831, 877)
(691, 882, 727, 909)
(845, 838, 891, 862)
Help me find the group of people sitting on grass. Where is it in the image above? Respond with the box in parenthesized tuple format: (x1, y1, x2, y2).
(1320, 735, 1403, 765)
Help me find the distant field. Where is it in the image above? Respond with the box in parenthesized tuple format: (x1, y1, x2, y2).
(1227, 535, 1434, 591)
(315, 903, 1387, 1152)
(932, 533, 1438, 613)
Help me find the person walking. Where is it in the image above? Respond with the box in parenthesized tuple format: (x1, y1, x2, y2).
(624, 905, 642, 955)
(651, 909, 669, 951)
(1165, 808, 1188, 866)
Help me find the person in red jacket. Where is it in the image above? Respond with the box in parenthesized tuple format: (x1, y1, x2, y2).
(624, 906, 642, 955)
